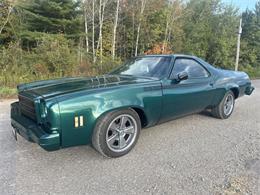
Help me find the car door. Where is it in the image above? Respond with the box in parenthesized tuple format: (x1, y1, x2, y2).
(159, 57, 214, 123)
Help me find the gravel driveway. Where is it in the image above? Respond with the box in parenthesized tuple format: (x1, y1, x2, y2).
(1, 80, 259, 195)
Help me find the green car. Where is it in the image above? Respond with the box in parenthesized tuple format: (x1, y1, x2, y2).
(11, 54, 254, 157)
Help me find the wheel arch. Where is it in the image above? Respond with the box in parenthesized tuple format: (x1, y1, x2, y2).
(229, 87, 239, 99)
(94, 105, 149, 130)
(131, 107, 148, 128)
(211, 84, 239, 107)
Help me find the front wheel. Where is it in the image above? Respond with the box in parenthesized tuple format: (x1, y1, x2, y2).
(92, 109, 141, 158)
(212, 90, 235, 119)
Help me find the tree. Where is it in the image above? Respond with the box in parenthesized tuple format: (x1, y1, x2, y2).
(18, 0, 82, 46)
(162, 0, 183, 52)
(92, 0, 96, 62)
(111, 0, 120, 60)
(96, 0, 108, 65)
(83, 0, 90, 53)
(182, 0, 219, 58)
(208, 4, 238, 68)
(135, 0, 147, 56)
(0, 0, 18, 45)
(0, 0, 13, 34)
(240, 1, 260, 71)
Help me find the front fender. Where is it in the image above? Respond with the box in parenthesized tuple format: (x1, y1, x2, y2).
(57, 83, 162, 148)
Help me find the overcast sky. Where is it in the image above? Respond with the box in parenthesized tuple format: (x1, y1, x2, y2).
(223, 0, 259, 11)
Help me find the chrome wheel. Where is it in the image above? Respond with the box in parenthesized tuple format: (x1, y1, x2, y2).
(223, 94, 234, 116)
(106, 114, 138, 152)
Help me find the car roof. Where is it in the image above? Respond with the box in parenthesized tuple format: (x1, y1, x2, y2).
(142, 54, 197, 58)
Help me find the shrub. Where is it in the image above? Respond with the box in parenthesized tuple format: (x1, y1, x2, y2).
(32, 34, 78, 77)
(0, 35, 79, 88)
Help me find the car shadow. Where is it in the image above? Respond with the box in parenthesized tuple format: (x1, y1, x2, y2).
(199, 109, 213, 118)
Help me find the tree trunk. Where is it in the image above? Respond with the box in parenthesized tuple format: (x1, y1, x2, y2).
(96, 0, 107, 66)
(134, 0, 146, 57)
(84, 4, 89, 53)
(112, 0, 120, 60)
(131, 5, 135, 56)
(162, 20, 169, 53)
(100, 0, 104, 65)
(135, 23, 141, 57)
(78, 37, 83, 67)
(92, 0, 96, 63)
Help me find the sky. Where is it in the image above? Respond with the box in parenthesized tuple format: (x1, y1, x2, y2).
(223, 0, 259, 11)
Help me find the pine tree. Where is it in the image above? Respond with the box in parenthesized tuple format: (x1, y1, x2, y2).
(19, 0, 82, 45)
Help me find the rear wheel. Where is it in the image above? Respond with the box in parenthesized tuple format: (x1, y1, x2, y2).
(92, 109, 141, 158)
(212, 90, 235, 119)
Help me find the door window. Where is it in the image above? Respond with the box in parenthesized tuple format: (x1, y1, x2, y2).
(171, 58, 209, 79)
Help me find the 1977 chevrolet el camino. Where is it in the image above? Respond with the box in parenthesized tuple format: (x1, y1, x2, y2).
(11, 54, 254, 157)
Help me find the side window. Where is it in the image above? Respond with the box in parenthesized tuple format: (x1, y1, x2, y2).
(171, 58, 209, 79)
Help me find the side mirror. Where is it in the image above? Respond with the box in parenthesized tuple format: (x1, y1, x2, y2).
(174, 71, 188, 82)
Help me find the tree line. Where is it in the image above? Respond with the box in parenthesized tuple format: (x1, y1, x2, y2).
(0, 0, 260, 90)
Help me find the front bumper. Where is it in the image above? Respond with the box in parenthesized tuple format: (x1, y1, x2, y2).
(11, 102, 60, 151)
(245, 86, 255, 95)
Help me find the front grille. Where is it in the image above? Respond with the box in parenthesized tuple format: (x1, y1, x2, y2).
(18, 95, 37, 121)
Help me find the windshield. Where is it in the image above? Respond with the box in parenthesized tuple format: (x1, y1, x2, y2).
(110, 56, 172, 78)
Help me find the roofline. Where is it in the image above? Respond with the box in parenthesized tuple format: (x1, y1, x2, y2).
(138, 54, 197, 58)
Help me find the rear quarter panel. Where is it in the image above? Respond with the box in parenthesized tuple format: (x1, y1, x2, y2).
(210, 69, 252, 106)
(57, 82, 162, 148)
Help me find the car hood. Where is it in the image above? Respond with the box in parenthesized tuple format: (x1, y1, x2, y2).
(18, 75, 158, 99)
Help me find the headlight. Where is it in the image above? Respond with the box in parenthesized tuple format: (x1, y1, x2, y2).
(40, 100, 48, 118)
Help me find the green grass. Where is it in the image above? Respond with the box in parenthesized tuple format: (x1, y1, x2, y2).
(0, 87, 17, 99)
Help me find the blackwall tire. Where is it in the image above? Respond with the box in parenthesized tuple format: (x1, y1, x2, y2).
(212, 90, 235, 119)
(92, 108, 141, 158)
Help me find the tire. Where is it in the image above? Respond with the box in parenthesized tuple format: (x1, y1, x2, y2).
(92, 108, 141, 158)
(212, 90, 235, 119)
